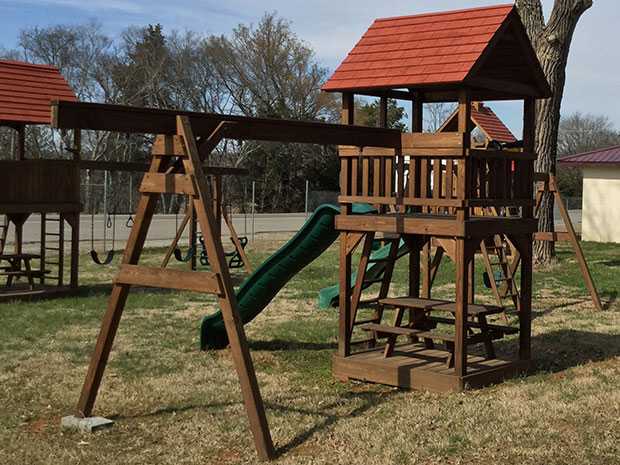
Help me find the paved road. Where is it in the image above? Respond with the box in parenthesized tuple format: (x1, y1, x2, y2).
(5, 209, 581, 253)
(6, 213, 310, 252)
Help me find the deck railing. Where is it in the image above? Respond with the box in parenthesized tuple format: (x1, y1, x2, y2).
(338, 132, 535, 217)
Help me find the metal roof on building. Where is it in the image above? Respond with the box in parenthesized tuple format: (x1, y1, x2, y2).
(560, 146, 620, 166)
(0, 59, 77, 125)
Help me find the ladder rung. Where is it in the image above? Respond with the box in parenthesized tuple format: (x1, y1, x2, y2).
(349, 338, 376, 347)
(353, 318, 381, 326)
(362, 278, 384, 285)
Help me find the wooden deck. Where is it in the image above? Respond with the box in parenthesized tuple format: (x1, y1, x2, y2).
(333, 342, 529, 393)
(335, 213, 538, 238)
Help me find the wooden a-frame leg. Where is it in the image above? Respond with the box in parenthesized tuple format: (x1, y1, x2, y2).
(178, 117, 275, 461)
(77, 160, 166, 417)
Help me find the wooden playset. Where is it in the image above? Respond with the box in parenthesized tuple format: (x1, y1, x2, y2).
(320, 3, 550, 391)
(0, 60, 81, 299)
(3, 3, 606, 461)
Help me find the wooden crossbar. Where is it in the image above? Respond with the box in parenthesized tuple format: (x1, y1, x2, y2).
(114, 264, 221, 294)
(139, 173, 197, 195)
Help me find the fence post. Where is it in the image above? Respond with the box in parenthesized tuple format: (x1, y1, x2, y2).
(251, 181, 256, 242)
(305, 180, 310, 217)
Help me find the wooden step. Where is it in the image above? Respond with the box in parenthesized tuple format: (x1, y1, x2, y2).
(360, 323, 455, 343)
(427, 315, 518, 335)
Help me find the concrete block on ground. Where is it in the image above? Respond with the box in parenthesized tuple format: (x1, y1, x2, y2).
(61, 415, 114, 433)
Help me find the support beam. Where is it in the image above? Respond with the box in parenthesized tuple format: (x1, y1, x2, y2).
(51, 100, 400, 148)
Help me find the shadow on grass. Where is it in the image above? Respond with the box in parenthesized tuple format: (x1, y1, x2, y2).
(269, 390, 398, 456)
(113, 389, 397, 459)
(495, 329, 620, 374)
(248, 338, 336, 351)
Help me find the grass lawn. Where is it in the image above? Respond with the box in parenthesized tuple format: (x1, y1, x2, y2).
(0, 240, 618, 464)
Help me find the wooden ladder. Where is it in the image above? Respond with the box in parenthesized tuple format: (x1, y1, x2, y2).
(73, 117, 275, 460)
(348, 233, 402, 348)
(480, 234, 520, 315)
(40, 213, 64, 286)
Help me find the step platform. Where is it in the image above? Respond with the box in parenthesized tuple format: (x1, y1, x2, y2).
(333, 342, 528, 393)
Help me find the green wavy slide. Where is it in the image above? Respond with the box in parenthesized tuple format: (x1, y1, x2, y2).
(317, 239, 410, 309)
(200, 203, 375, 349)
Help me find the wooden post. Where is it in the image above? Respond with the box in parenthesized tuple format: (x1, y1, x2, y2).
(457, 89, 471, 223)
(40, 213, 46, 286)
(341, 92, 354, 126)
(517, 235, 533, 361)
(68, 213, 80, 289)
(16, 125, 25, 161)
(379, 96, 388, 128)
(454, 238, 470, 377)
(550, 176, 603, 311)
(338, 232, 353, 357)
(188, 201, 197, 271)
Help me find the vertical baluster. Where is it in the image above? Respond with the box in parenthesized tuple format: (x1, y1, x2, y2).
(340, 157, 350, 197)
(397, 149, 404, 212)
(420, 158, 429, 213)
(432, 158, 441, 214)
(385, 156, 393, 202)
(351, 157, 358, 198)
(362, 157, 369, 197)
(446, 159, 454, 200)
(373, 157, 381, 199)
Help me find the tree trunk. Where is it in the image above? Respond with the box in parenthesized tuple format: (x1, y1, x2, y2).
(516, 0, 593, 264)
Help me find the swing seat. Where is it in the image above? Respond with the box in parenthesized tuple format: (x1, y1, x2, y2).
(198, 235, 248, 269)
(174, 246, 196, 263)
(90, 249, 115, 266)
(482, 270, 503, 289)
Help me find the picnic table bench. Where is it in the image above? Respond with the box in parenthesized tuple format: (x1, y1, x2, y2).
(360, 296, 518, 365)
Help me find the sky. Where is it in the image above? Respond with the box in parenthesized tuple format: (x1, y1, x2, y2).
(1, 0, 618, 136)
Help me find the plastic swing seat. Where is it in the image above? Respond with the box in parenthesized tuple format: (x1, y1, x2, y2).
(173, 245, 196, 263)
(90, 249, 115, 266)
(483, 270, 503, 289)
(198, 235, 248, 269)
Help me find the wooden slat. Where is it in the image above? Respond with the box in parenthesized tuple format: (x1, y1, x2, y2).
(115, 264, 222, 294)
(139, 173, 197, 195)
(401, 132, 465, 150)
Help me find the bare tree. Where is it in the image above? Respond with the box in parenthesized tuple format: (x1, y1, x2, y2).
(424, 103, 457, 133)
(516, 0, 593, 264)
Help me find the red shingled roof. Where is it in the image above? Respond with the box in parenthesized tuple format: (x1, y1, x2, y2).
(0, 59, 77, 125)
(323, 4, 515, 91)
(559, 146, 620, 166)
(438, 102, 516, 143)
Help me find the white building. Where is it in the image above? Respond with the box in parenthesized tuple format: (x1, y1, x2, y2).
(560, 146, 620, 243)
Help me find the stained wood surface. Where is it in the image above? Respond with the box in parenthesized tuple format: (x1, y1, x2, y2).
(51, 100, 401, 148)
(114, 264, 221, 294)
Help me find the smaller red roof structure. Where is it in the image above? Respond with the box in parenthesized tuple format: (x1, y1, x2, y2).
(0, 59, 77, 125)
(439, 102, 516, 143)
(559, 146, 620, 167)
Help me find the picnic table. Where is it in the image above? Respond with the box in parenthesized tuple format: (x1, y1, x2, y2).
(360, 296, 518, 366)
(0, 253, 42, 289)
